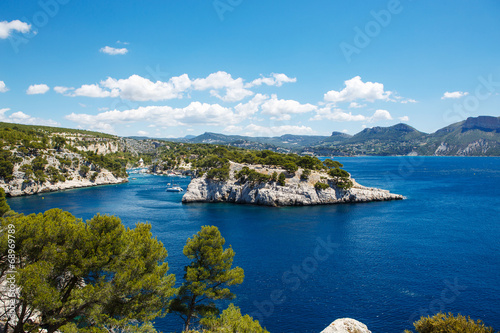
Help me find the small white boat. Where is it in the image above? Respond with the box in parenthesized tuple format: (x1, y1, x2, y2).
(166, 186, 183, 192)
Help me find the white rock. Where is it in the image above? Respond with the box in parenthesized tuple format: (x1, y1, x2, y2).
(321, 318, 372, 333)
(182, 162, 403, 206)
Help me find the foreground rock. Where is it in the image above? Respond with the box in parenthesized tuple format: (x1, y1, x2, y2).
(182, 162, 403, 207)
(320, 318, 372, 333)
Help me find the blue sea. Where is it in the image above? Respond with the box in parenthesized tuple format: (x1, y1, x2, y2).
(7, 157, 500, 333)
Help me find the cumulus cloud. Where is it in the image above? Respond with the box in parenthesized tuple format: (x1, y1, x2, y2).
(324, 76, 392, 103)
(223, 125, 243, 133)
(401, 99, 417, 104)
(261, 94, 316, 120)
(0, 81, 8, 93)
(54, 86, 72, 94)
(233, 94, 268, 119)
(26, 84, 50, 95)
(246, 73, 297, 88)
(101, 74, 190, 101)
(100, 46, 128, 55)
(243, 124, 316, 137)
(74, 84, 119, 98)
(370, 109, 393, 121)
(311, 107, 367, 122)
(193, 71, 253, 102)
(0, 108, 59, 126)
(65, 102, 238, 132)
(349, 102, 366, 108)
(0, 20, 31, 39)
(137, 130, 149, 136)
(399, 116, 410, 122)
(54, 71, 296, 103)
(441, 91, 469, 99)
(311, 107, 393, 123)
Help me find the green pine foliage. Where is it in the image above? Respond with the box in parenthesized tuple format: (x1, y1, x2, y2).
(278, 172, 286, 186)
(405, 312, 497, 333)
(300, 169, 311, 180)
(0, 188, 10, 216)
(200, 303, 269, 333)
(236, 166, 271, 184)
(169, 226, 244, 332)
(314, 182, 330, 190)
(0, 209, 176, 333)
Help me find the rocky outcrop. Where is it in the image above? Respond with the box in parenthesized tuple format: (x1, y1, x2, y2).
(182, 163, 403, 207)
(320, 318, 371, 333)
(0, 150, 127, 197)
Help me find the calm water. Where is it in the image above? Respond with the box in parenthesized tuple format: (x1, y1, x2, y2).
(7, 157, 500, 333)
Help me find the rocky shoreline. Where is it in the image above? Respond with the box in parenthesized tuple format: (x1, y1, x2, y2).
(182, 162, 403, 207)
(1, 170, 127, 197)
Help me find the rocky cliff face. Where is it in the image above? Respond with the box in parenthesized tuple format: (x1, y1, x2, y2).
(0, 149, 127, 197)
(182, 163, 403, 207)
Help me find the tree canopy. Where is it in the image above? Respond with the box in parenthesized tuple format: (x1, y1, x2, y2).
(169, 226, 244, 332)
(0, 208, 176, 333)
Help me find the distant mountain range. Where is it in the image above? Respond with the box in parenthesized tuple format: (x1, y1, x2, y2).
(132, 115, 500, 156)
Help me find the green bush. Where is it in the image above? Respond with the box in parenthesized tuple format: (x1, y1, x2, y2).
(270, 171, 278, 182)
(283, 162, 298, 174)
(405, 312, 496, 333)
(314, 182, 330, 190)
(278, 172, 286, 186)
(236, 167, 271, 184)
(328, 167, 349, 178)
(79, 165, 90, 176)
(323, 159, 343, 169)
(206, 165, 230, 181)
(300, 169, 311, 180)
(89, 171, 99, 182)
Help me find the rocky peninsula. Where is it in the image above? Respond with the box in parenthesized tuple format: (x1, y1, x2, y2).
(182, 162, 403, 206)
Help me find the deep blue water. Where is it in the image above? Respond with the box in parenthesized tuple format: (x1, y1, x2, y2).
(7, 157, 500, 333)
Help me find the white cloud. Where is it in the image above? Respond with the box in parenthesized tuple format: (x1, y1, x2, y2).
(54, 86, 72, 94)
(370, 109, 393, 121)
(101, 74, 190, 101)
(26, 84, 50, 95)
(243, 124, 316, 137)
(116, 40, 129, 45)
(193, 71, 253, 102)
(223, 125, 243, 133)
(65, 102, 238, 132)
(401, 99, 417, 104)
(233, 94, 268, 119)
(324, 76, 392, 103)
(261, 94, 316, 120)
(246, 73, 297, 88)
(399, 116, 410, 122)
(311, 107, 367, 122)
(311, 107, 393, 123)
(0, 108, 59, 126)
(137, 130, 149, 136)
(0, 81, 8, 93)
(0, 20, 31, 39)
(74, 84, 119, 98)
(341, 129, 349, 133)
(100, 46, 128, 55)
(349, 102, 366, 108)
(441, 91, 469, 99)
(54, 71, 296, 103)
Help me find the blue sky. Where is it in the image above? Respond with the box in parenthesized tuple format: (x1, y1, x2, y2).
(1, 0, 499, 138)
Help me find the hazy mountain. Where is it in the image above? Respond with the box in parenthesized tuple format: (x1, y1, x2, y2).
(127, 116, 500, 156)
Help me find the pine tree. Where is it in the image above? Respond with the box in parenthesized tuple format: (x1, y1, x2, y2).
(170, 226, 244, 332)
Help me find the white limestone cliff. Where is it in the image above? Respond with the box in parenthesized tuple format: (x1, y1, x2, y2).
(182, 162, 403, 207)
